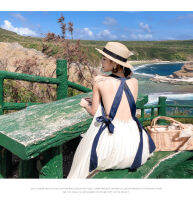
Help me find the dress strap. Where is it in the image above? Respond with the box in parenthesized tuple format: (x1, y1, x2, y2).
(89, 73, 156, 172)
(109, 73, 131, 80)
(123, 83, 137, 117)
(109, 73, 156, 169)
(89, 76, 126, 172)
(108, 78, 127, 120)
(95, 78, 126, 135)
(123, 82, 156, 169)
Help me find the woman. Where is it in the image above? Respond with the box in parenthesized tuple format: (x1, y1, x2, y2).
(67, 42, 156, 179)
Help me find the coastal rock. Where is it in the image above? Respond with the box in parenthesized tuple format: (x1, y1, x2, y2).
(150, 62, 193, 85)
(0, 42, 57, 102)
(0, 42, 99, 103)
(173, 63, 193, 78)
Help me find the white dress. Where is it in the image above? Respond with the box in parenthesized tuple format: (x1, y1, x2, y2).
(67, 74, 155, 178)
(67, 102, 154, 179)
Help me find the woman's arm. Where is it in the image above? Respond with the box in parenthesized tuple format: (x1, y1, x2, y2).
(80, 76, 102, 116)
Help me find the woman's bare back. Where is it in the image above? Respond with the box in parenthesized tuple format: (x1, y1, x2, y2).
(96, 74, 138, 122)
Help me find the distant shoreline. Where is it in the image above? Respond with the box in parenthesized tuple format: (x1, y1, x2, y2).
(131, 60, 193, 85)
(129, 60, 191, 67)
(150, 74, 193, 85)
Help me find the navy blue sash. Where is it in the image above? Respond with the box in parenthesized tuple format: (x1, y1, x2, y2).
(89, 74, 156, 172)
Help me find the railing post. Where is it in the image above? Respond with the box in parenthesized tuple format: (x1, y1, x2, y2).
(158, 96, 167, 125)
(0, 76, 4, 115)
(56, 59, 68, 100)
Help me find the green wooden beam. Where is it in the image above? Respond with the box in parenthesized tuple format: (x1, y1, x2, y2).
(0, 77, 4, 115)
(0, 147, 12, 178)
(56, 59, 68, 100)
(18, 158, 38, 178)
(0, 70, 59, 84)
(39, 146, 63, 178)
(68, 80, 92, 93)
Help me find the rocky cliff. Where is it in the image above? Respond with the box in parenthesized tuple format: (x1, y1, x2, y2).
(172, 62, 193, 78)
(0, 42, 99, 103)
(150, 62, 193, 85)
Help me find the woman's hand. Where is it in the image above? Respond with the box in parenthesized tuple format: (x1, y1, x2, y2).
(79, 98, 91, 108)
(84, 97, 92, 105)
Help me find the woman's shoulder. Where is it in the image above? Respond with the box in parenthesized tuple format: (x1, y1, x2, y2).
(128, 77, 138, 87)
(130, 77, 138, 84)
(92, 74, 110, 85)
(93, 74, 138, 85)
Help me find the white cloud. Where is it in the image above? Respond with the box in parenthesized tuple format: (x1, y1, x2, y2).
(11, 13, 26, 21)
(83, 28, 93, 37)
(139, 22, 151, 33)
(97, 29, 117, 40)
(1, 20, 37, 36)
(77, 27, 94, 39)
(131, 33, 153, 40)
(121, 34, 127, 40)
(103, 17, 117, 26)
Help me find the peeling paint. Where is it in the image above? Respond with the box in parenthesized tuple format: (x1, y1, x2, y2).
(0, 92, 92, 147)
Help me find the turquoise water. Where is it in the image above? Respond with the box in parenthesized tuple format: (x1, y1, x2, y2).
(132, 62, 193, 114)
(134, 62, 184, 77)
(104, 62, 193, 113)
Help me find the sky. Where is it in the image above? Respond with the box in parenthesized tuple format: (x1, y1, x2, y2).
(1, 11, 193, 41)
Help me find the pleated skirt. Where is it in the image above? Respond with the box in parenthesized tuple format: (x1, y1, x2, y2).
(67, 103, 154, 179)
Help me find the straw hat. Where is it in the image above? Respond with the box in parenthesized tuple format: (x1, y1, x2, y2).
(95, 42, 134, 70)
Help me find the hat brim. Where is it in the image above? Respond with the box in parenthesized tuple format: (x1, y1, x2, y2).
(95, 48, 134, 71)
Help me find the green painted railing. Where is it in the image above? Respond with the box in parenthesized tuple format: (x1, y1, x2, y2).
(0, 59, 91, 114)
(0, 59, 192, 179)
(1, 59, 192, 124)
(140, 96, 193, 125)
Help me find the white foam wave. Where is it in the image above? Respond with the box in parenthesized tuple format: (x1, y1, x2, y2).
(133, 64, 152, 71)
(147, 92, 193, 105)
(143, 92, 193, 114)
(134, 72, 155, 77)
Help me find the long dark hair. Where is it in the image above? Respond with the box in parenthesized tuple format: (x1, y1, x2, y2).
(112, 64, 132, 78)
(122, 66, 132, 78)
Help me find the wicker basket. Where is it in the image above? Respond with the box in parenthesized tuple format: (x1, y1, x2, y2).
(146, 116, 193, 151)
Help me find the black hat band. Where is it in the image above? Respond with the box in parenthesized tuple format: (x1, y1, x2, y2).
(103, 48, 127, 62)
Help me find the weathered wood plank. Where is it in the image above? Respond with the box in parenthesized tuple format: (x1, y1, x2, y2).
(0, 91, 147, 160)
(0, 92, 92, 159)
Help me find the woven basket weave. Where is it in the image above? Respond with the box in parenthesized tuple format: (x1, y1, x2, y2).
(146, 116, 193, 151)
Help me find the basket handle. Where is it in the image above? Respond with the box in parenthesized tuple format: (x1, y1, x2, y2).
(150, 116, 185, 129)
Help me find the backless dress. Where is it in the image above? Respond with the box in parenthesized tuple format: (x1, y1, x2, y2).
(67, 74, 156, 178)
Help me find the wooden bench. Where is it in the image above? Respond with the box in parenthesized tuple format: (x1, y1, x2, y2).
(0, 91, 92, 178)
(0, 91, 160, 178)
(0, 58, 192, 178)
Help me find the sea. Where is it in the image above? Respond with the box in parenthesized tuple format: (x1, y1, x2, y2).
(132, 62, 193, 115)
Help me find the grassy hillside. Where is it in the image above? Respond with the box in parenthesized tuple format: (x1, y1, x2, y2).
(1, 28, 193, 63)
(81, 39, 193, 61)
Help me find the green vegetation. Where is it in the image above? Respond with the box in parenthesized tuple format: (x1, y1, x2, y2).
(1, 28, 193, 64)
(1, 27, 193, 121)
